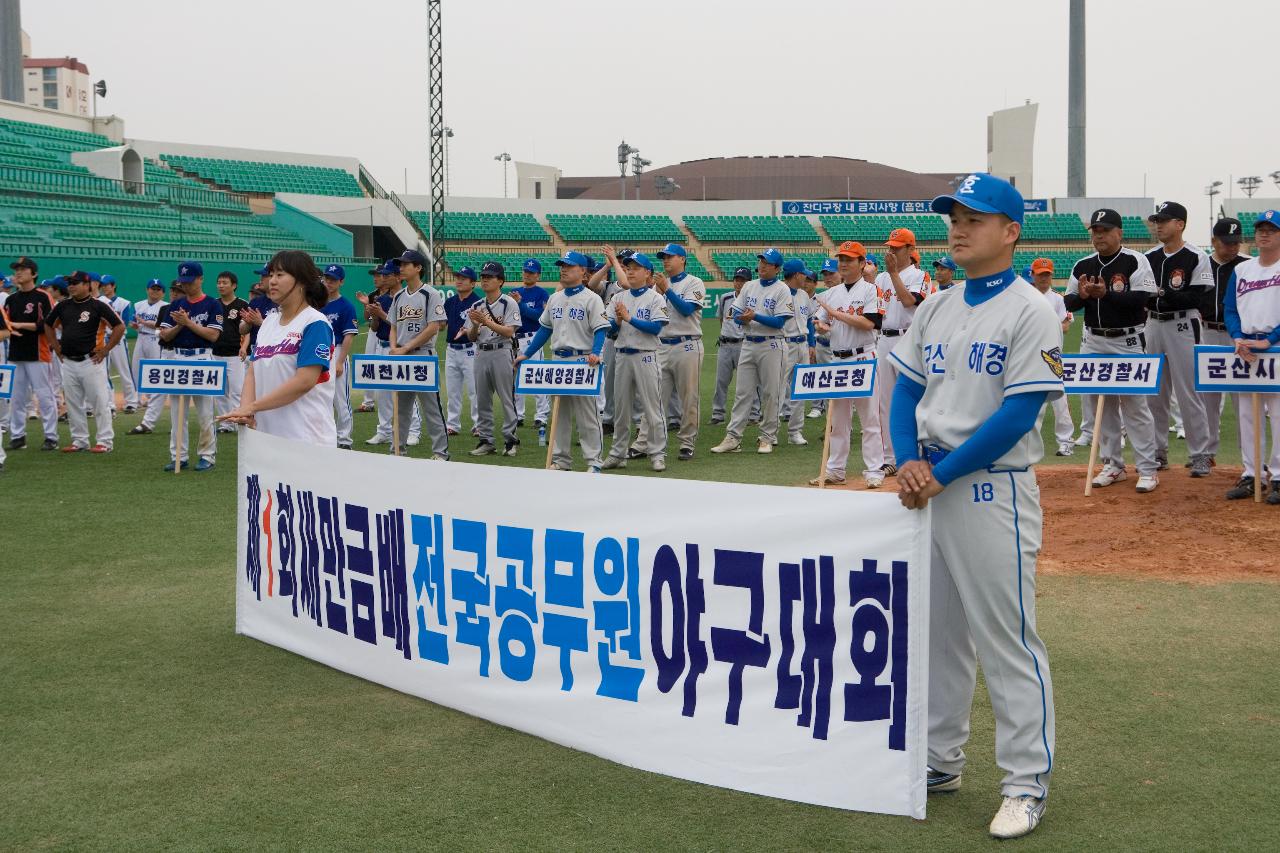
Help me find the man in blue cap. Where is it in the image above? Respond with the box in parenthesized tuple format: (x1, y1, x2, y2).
(238, 263, 278, 350)
(359, 259, 419, 445)
(712, 266, 752, 424)
(712, 248, 795, 454)
(588, 254, 625, 434)
(321, 264, 359, 448)
(778, 258, 817, 445)
(97, 274, 139, 414)
(513, 257, 550, 429)
(890, 172, 1060, 839)
(653, 242, 706, 461)
(933, 255, 958, 291)
(131, 279, 168, 410)
(442, 265, 481, 437)
(354, 262, 383, 411)
(157, 261, 224, 471)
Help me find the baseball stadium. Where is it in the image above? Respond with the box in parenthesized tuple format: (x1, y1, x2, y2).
(2, 0, 1277, 849)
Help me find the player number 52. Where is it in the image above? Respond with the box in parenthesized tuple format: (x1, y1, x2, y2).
(971, 482, 994, 503)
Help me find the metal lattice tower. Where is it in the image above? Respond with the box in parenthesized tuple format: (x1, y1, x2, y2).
(427, 0, 445, 286)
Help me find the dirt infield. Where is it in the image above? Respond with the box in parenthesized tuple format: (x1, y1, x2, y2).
(833, 465, 1280, 583)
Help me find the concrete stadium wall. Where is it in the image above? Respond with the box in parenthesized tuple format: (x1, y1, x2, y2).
(125, 138, 361, 176)
(272, 199, 355, 256)
(0, 98, 124, 141)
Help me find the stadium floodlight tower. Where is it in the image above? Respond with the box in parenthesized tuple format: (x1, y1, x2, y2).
(1067, 0, 1086, 197)
(433, 126, 454, 196)
(617, 140, 638, 199)
(426, 0, 445, 286)
(655, 176, 679, 200)
(1270, 170, 1280, 191)
(1205, 181, 1223, 226)
(494, 152, 513, 198)
(631, 154, 651, 200)
(1238, 176, 1262, 198)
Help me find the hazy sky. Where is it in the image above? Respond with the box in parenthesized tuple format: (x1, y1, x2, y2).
(21, 0, 1278, 239)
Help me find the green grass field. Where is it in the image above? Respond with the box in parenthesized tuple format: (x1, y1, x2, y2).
(3, 319, 1274, 850)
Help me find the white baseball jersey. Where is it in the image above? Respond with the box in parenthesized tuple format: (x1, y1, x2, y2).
(1230, 256, 1280, 336)
(890, 274, 1065, 469)
(250, 305, 336, 447)
(716, 291, 739, 338)
(661, 273, 706, 338)
(818, 280, 881, 352)
(538, 285, 609, 351)
(472, 294, 520, 345)
(782, 287, 815, 340)
(390, 284, 447, 353)
(1042, 289, 1069, 324)
(607, 286, 669, 350)
(877, 265, 929, 331)
(730, 279, 794, 338)
(134, 298, 167, 337)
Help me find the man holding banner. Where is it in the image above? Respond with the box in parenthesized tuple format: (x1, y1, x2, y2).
(892, 173, 1060, 840)
(1223, 210, 1280, 504)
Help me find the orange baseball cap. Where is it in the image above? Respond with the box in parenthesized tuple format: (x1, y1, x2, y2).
(885, 227, 916, 248)
(1031, 258, 1055, 275)
(910, 250, 921, 264)
(834, 240, 867, 259)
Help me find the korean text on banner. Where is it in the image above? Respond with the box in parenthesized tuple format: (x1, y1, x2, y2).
(136, 358, 227, 396)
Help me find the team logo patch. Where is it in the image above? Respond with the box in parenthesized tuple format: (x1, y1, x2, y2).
(1110, 274, 1127, 293)
(78, 310, 91, 323)
(1041, 347, 1064, 379)
(315, 343, 332, 361)
(1169, 269, 1185, 290)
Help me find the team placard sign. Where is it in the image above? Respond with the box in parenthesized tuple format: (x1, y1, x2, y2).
(0, 363, 13, 399)
(1193, 345, 1280, 393)
(136, 359, 227, 396)
(350, 354, 440, 393)
(1060, 354, 1163, 395)
(790, 360, 877, 400)
(516, 359, 602, 396)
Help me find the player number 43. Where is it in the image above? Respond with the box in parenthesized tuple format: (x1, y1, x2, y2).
(971, 482, 994, 503)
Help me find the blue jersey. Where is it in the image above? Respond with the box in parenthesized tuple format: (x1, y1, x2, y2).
(444, 291, 482, 343)
(324, 295, 359, 343)
(374, 291, 395, 342)
(517, 285, 549, 335)
(246, 294, 276, 345)
(160, 295, 224, 350)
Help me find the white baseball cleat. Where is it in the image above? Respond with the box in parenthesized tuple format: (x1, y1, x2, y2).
(710, 437, 741, 454)
(757, 440, 773, 454)
(1091, 464, 1127, 488)
(1055, 442, 1074, 456)
(806, 408, 823, 419)
(365, 434, 390, 446)
(989, 795, 1046, 839)
(809, 472, 846, 486)
(1135, 475, 1159, 493)
(788, 433, 808, 446)
(1074, 434, 1091, 447)
(407, 434, 421, 446)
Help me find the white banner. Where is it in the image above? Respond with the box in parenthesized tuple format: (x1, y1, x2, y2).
(1194, 345, 1280, 393)
(136, 358, 226, 396)
(235, 430, 930, 817)
(0, 363, 13, 399)
(516, 359, 602, 396)
(1060, 354, 1163, 395)
(791, 360, 877, 400)
(350, 354, 440, 393)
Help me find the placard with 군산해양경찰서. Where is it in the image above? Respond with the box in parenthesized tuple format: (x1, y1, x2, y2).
(136, 359, 227, 396)
(515, 359, 602, 396)
(790, 360, 877, 400)
(1194, 345, 1280, 393)
(350, 354, 440, 393)
(1059, 354, 1163, 395)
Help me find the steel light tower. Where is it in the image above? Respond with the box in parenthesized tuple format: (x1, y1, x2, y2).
(427, 0, 445, 286)
(617, 140, 638, 200)
(1238, 176, 1263, 199)
(1067, 0, 1086, 197)
(1205, 181, 1223, 226)
(495, 152, 513, 198)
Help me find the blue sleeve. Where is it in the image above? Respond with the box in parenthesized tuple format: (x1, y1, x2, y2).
(520, 299, 542, 320)
(1224, 271, 1242, 339)
(666, 289, 698, 316)
(592, 327, 606, 356)
(753, 313, 786, 330)
(522, 325, 551, 357)
(931, 391, 1048, 486)
(123, 304, 135, 325)
(806, 316, 816, 347)
(629, 317, 664, 335)
(297, 320, 334, 369)
(341, 302, 358, 337)
(891, 374, 925, 466)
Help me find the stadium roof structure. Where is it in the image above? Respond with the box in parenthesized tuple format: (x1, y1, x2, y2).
(560, 155, 962, 202)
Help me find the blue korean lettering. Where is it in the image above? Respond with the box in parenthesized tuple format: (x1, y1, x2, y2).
(1206, 356, 1225, 380)
(297, 491, 323, 626)
(495, 525, 538, 682)
(376, 508, 412, 659)
(542, 529, 588, 692)
(592, 536, 644, 702)
(317, 496, 347, 636)
(343, 502, 378, 645)
(710, 549, 771, 726)
(843, 558, 909, 751)
(245, 475, 263, 599)
(650, 543, 708, 717)
(410, 513, 449, 663)
(360, 362, 375, 380)
(775, 557, 836, 740)
(274, 483, 298, 615)
(451, 519, 492, 676)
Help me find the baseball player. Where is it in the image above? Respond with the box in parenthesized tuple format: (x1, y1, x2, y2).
(212, 271, 249, 433)
(1144, 201, 1214, 476)
(1030, 258, 1076, 455)
(711, 247, 795, 455)
(933, 256, 958, 290)
(130, 282, 184, 436)
(653, 243, 705, 461)
(131, 279, 167, 408)
(516, 250, 608, 471)
(811, 241, 885, 487)
(1202, 217, 1250, 464)
(355, 267, 379, 412)
(808, 258, 839, 419)
(0, 306, 8, 470)
(592, 258, 624, 434)
(466, 261, 520, 457)
(1223, 210, 1280, 504)
(97, 275, 138, 413)
(514, 258, 551, 429)
(873, 229, 931, 473)
(321, 264, 359, 449)
(46, 271, 125, 453)
(711, 267, 751, 424)
(362, 259, 422, 447)
(891, 173, 1060, 840)
(5, 257, 59, 451)
(778, 258, 816, 445)
(1063, 209, 1160, 492)
(158, 261, 224, 472)
(0, 276, 9, 437)
(388, 249, 449, 458)
(602, 248, 669, 471)
(442, 266, 481, 436)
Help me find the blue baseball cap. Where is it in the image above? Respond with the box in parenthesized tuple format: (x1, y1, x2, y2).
(455, 266, 478, 281)
(624, 252, 654, 272)
(757, 247, 784, 266)
(397, 249, 428, 266)
(176, 261, 203, 283)
(820, 258, 839, 273)
(1022, 266, 1033, 279)
(931, 172, 1024, 224)
(322, 263, 346, 281)
(866, 254, 881, 266)
(732, 267, 752, 280)
(88, 271, 102, 283)
(255, 264, 270, 276)
(523, 258, 542, 274)
(781, 258, 809, 278)
(555, 250, 590, 268)
(146, 278, 164, 289)
(480, 261, 506, 279)
(933, 256, 958, 271)
(656, 243, 686, 259)
(50, 276, 69, 292)
(100, 274, 116, 286)
(1256, 210, 1280, 228)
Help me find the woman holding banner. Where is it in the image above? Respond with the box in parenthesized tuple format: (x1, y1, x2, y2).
(217, 251, 336, 447)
